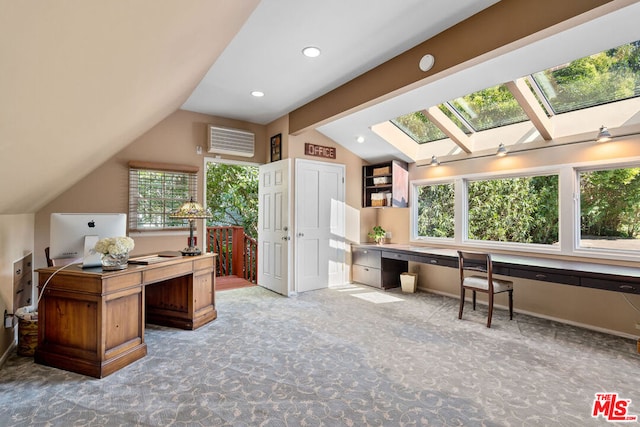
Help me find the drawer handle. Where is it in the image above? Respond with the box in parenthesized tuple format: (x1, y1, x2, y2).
(364, 268, 369, 271)
(620, 285, 634, 290)
(430, 259, 438, 264)
(535, 274, 547, 279)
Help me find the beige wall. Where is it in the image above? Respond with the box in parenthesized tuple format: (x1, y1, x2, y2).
(30, 106, 640, 340)
(371, 135, 640, 338)
(34, 109, 267, 269)
(287, 129, 370, 277)
(288, 129, 369, 243)
(0, 214, 34, 360)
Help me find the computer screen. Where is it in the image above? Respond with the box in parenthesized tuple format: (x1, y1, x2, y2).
(49, 213, 128, 267)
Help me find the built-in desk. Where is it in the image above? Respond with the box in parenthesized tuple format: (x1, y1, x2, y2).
(35, 253, 217, 378)
(352, 244, 640, 294)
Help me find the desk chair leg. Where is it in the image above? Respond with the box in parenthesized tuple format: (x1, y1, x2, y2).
(487, 293, 494, 328)
(472, 291, 477, 311)
(459, 288, 465, 319)
(509, 290, 513, 320)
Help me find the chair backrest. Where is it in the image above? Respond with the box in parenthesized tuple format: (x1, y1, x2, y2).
(458, 250, 493, 286)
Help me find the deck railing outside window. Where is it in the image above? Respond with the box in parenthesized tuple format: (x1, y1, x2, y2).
(207, 226, 257, 283)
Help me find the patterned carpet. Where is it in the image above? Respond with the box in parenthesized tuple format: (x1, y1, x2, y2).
(1, 284, 639, 426)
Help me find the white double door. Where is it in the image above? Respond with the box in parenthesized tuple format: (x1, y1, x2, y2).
(257, 158, 345, 295)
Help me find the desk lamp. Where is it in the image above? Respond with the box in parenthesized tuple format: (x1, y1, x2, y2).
(169, 197, 212, 256)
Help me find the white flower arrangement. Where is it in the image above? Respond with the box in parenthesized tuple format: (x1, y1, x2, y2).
(94, 236, 135, 256)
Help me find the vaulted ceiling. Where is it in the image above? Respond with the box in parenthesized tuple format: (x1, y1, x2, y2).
(1, 0, 638, 214)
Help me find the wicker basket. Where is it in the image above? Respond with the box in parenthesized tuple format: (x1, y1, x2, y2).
(372, 166, 390, 176)
(18, 317, 38, 356)
(371, 193, 386, 207)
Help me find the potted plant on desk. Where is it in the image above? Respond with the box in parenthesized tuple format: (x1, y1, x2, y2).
(368, 225, 387, 245)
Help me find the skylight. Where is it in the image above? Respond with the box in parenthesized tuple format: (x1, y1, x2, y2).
(391, 112, 447, 144)
(388, 40, 640, 151)
(447, 84, 529, 132)
(530, 41, 640, 114)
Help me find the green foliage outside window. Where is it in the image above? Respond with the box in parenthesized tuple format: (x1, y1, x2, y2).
(206, 163, 259, 239)
(392, 112, 446, 144)
(532, 41, 640, 113)
(580, 167, 640, 239)
(417, 183, 455, 238)
(467, 175, 559, 244)
(450, 84, 528, 131)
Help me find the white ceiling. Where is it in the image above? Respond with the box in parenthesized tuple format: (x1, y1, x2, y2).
(182, 0, 640, 163)
(181, 0, 501, 124)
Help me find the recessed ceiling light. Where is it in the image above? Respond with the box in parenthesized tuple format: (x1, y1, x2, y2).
(356, 136, 365, 143)
(251, 91, 264, 97)
(302, 46, 321, 58)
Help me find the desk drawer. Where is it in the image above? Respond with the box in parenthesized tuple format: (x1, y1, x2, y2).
(509, 268, 579, 285)
(412, 254, 457, 268)
(581, 277, 640, 294)
(352, 247, 381, 269)
(382, 251, 411, 262)
(352, 265, 382, 288)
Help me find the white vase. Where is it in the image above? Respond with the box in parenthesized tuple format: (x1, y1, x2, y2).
(101, 252, 129, 271)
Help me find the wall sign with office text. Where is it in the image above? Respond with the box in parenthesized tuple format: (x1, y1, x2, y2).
(305, 143, 336, 159)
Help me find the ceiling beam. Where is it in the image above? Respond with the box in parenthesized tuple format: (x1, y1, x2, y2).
(505, 78, 554, 140)
(289, 0, 615, 135)
(423, 107, 472, 153)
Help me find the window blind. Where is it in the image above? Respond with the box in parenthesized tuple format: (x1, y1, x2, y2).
(128, 162, 198, 231)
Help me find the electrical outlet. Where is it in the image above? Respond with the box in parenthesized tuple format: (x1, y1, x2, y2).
(385, 231, 392, 239)
(635, 322, 640, 330)
(4, 310, 13, 328)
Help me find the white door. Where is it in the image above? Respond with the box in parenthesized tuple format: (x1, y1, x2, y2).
(295, 159, 345, 292)
(258, 159, 291, 295)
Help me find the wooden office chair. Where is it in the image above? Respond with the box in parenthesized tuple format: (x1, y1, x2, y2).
(457, 251, 513, 328)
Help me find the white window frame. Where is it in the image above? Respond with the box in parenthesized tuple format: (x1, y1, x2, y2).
(573, 159, 640, 260)
(411, 179, 456, 243)
(462, 170, 561, 253)
(411, 158, 640, 262)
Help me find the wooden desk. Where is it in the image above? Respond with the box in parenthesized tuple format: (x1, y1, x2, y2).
(35, 253, 217, 378)
(352, 244, 640, 294)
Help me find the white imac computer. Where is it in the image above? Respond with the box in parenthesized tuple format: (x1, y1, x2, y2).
(49, 213, 128, 268)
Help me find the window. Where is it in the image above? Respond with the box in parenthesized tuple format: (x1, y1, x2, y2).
(391, 111, 447, 144)
(129, 162, 198, 231)
(448, 84, 529, 132)
(416, 182, 455, 238)
(466, 175, 558, 245)
(579, 166, 640, 251)
(531, 41, 640, 114)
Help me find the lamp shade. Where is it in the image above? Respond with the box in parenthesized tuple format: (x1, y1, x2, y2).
(169, 198, 211, 256)
(169, 198, 211, 220)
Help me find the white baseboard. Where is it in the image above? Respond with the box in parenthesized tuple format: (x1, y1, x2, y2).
(418, 286, 639, 341)
(0, 339, 16, 368)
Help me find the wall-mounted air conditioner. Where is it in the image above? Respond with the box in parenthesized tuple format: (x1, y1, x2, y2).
(208, 125, 255, 157)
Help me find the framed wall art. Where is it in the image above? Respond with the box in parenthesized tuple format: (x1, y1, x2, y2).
(270, 133, 282, 162)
